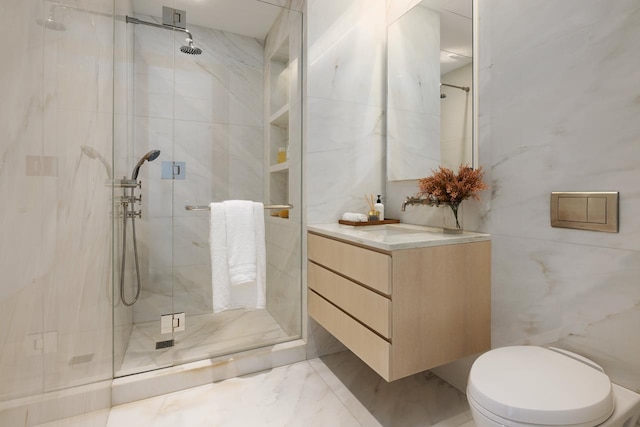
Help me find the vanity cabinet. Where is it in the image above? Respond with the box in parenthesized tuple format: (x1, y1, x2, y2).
(307, 231, 490, 382)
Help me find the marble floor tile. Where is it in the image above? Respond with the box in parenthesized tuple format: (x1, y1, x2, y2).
(117, 309, 294, 377)
(107, 360, 361, 427)
(51, 350, 478, 426)
(311, 351, 473, 427)
(105, 350, 475, 427)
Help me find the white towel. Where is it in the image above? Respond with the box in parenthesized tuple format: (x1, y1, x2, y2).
(342, 212, 368, 222)
(209, 201, 266, 313)
(224, 200, 257, 285)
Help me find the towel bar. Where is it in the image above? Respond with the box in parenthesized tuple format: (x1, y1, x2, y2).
(185, 204, 293, 212)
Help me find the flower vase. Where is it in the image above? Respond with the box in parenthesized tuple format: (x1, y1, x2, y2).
(442, 202, 463, 234)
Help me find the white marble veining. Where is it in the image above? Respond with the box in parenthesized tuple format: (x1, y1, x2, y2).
(467, 0, 640, 394)
(308, 223, 490, 251)
(128, 17, 267, 327)
(0, 0, 114, 422)
(110, 361, 360, 427)
(106, 351, 475, 427)
(305, 0, 387, 356)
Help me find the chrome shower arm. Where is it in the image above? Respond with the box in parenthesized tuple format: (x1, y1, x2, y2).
(125, 16, 195, 42)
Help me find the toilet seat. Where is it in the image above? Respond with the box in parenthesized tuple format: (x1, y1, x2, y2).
(467, 346, 614, 426)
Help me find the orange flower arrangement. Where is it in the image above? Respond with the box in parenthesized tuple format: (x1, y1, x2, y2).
(417, 165, 488, 230)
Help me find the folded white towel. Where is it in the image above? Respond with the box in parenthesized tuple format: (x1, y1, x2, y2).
(342, 212, 368, 222)
(209, 201, 266, 313)
(224, 200, 256, 285)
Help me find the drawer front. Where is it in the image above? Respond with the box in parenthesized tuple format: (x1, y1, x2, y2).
(308, 262, 391, 338)
(307, 233, 391, 295)
(308, 291, 391, 380)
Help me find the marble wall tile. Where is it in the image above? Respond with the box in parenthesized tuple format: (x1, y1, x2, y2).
(307, 0, 386, 107)
(0, 1, 48, 403)
(304, 0, 386, 354)
(476, 0, 640, 393)
(386, 0, 423, 25)
(0, 0, 114, 422)
(260, 0, 306, 13)
(306, 97, 385, 223)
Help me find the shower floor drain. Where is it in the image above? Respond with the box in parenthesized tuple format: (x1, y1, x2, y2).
(156, 339, 175, 349)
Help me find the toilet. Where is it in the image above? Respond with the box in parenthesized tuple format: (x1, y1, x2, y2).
(467, 346, 640, 427)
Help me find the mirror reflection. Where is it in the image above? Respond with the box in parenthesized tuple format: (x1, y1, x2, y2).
(387, 0, 473, 181)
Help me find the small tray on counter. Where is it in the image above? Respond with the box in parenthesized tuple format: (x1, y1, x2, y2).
(338, 218, 400, 226)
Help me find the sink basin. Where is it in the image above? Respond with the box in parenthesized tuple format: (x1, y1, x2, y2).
(359, 225, 427, 237)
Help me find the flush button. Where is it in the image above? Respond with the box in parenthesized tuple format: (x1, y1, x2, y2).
(551, 192, 618, 233)
(557, 197, 587, 222)
(587, 197, 607, 224)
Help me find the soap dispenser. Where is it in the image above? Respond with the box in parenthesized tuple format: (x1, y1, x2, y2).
(375, 195, 385, 221)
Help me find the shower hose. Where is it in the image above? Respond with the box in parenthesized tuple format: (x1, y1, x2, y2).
(120, 187, 141, 306)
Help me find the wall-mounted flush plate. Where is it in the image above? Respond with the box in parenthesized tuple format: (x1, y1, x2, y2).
(550, 192, 619, 233)
(161, 161, 186, 180)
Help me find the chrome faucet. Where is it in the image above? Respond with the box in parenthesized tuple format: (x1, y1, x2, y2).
(401, 195, 440, 212)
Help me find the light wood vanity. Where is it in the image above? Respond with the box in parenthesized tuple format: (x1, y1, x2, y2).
(307, 224, 491, 382)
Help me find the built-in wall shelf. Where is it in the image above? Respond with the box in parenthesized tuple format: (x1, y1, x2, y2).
(265, 32, 294, 212)
(270, 162, 289, 173)
(270, 104, 289, 126)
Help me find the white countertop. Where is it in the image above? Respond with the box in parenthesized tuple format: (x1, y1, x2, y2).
(307, 223, 491, 251)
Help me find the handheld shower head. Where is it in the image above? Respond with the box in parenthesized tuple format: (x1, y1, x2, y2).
(81, 146, 112, 179)
(131, 150, 161, 180)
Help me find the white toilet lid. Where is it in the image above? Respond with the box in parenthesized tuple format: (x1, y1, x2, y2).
(468, 346, 614, 426)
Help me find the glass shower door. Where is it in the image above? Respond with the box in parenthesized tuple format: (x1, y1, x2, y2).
(113, 0, 303, 378)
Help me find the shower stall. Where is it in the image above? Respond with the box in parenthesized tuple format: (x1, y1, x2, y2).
(113, 0, 304, 377)
(0, 0, 302, 420)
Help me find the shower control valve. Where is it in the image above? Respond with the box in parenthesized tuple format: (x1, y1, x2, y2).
(126, 210, 142, 219)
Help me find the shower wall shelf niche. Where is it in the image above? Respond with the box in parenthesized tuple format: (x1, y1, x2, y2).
(265, 36, 291, 217)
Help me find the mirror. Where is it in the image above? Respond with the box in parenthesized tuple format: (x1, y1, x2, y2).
(387, 0, 473, 181)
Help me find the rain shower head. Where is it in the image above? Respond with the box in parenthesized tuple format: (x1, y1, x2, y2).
(37, 7, 66, 31)
(131, 150, 161, 180)
(180, 38, 202, 55)
(125, 15, 203, 56)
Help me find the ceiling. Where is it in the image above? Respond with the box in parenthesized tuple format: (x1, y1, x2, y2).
(131, 0, 472, 73)
(131, 0, 286, 39)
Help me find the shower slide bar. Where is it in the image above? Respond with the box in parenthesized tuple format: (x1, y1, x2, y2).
(185, 204, 293, 212)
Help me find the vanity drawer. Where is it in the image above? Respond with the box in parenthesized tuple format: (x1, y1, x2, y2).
(307, 233, 391, 295)
(308, 291, 391, 380)
(308, 261, 391, 338)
